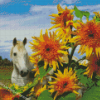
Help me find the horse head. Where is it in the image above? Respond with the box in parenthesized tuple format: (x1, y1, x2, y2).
(10, 38, 30, 77)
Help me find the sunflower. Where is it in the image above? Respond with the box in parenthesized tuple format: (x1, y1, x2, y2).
(30, 29, 70, 71)
(84, 54, 100, 78)
(29, 56, 41, 67)
(93, 11, 100, 19)
(49, 4, 74, 30)
(49, 4, 79, 39)
(71, 19, 100, 58)
(0, 88, 20, 100)
(48, 68, 81, 100)
(30, 56, 40, 77)
(27, 87, 34, 97)
(31, 66, 40, 77)
(35, 85, 46, 97)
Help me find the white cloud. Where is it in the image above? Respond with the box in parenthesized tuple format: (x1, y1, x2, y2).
(0, 0, 11, 4)
(0, 4, 100, 59)
(61, 0, 79, 4)
(30, 5, 57, 12)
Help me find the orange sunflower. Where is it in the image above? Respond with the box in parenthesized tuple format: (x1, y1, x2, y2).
(49, 4, 74, 30)
(84, 54, 100, 78)
(30, 29, 70, 71)
(49, 4, 80, 43)
(71, 19, 100, 58)
(48, 68, 81, 100)
(49, 4, 79, 39)
(0, 88, 20, 100)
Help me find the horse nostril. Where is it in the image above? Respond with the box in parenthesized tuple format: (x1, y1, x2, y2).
(21, 70, 23, 75)
(20, 70, 29, 77)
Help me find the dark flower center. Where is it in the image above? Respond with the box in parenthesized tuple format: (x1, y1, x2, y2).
(88, 31, 94, 38)
(63, 82, 67, 88)
(46, 48, 50, 51)
(96, 59, 100, 66)
(64, 21, 66, 27)
(58, 13, 62, 15)
(88, 34, 94, 37)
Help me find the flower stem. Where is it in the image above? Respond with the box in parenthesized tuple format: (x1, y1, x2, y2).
(68, 46, 77, 68)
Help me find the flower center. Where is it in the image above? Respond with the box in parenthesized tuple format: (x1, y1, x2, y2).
(88, 34, 94, 37)
(64, 20, 66, 27)
(58, 13, 62, 15)
(63, 82, 67, 88)
(96, 59, 100, 66)
(46, 48, 50, 51)
(88, 31, 94, 38)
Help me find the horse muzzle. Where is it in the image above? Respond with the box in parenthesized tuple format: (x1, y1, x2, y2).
(20, 70, 29, 77)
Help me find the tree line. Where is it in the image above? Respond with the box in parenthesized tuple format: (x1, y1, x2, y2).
(0, 56, 13, 66)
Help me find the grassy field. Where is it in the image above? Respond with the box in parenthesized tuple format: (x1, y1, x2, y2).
(0, 66, 12, 86)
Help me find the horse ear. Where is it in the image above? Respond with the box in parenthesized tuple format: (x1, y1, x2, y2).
(13, 38, 17, 46)
(23, 37, 27, 45)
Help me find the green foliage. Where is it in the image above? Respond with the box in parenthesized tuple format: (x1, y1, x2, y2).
(94, 17, 100, 22)
(82, 86, 100, 100)
(74, 6, 90, 20)
(59, 93, 76, 100)
(96, 80, 100, 86)
(39, 66, 52, 79)
(37, 90, 53, 100)
(76, 69, 94, 87)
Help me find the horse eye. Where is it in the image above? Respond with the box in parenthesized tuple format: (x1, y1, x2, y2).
(14, 53, 17, 56)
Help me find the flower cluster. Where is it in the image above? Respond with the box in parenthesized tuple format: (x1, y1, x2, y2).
(1, 4, 100, 100)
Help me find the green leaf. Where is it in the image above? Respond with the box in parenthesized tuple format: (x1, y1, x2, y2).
(39, 66, 52, 79)
(76, 69, 94, 87)
(95, 17, 100, 22)
(82, 11, 90, 19)
(59, 93, 76, 100)
(37, 90, 53, 100)
(97, 80, 100, 86)
(74, 6, 90, 20)
(30, 75, 40, 87)
(76, 69, 85, 77)
(82, 86, 100, 100)
(74, 6, 83, 20)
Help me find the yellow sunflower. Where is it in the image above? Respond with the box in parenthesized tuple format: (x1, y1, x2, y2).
(93, 11, 100, 19)
(84, 54, 100, 78)
(30, 29, 70, 71)
(29, 56, 41, 67)
(49, 4, 74, 30)
(71, 19, 100, 58)
(31, 66, 40, 77)
(35, 85, 46, 97)
(49, 4, 79, 39)
(30, 56, 40, 77)
(48, 68, 81, 100)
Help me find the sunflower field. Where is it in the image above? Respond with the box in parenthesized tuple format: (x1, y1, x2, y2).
(1, 4, 100, 100)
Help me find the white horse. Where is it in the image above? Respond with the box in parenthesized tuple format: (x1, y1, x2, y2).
(10, 37, 34, 100)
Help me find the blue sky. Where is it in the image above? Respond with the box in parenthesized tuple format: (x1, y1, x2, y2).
(0, 0, 100, 60)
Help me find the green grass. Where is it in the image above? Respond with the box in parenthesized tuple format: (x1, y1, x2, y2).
(0, 66, 13, 80)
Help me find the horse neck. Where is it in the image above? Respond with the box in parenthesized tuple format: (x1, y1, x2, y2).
(11, 64, 19, 78)
(26, 56, 34, 70)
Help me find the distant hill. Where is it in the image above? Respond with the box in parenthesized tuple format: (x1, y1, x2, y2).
(0, 56, 13, 66)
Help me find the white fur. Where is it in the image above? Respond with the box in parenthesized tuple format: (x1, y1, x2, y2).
(10, 39, 34, 100)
